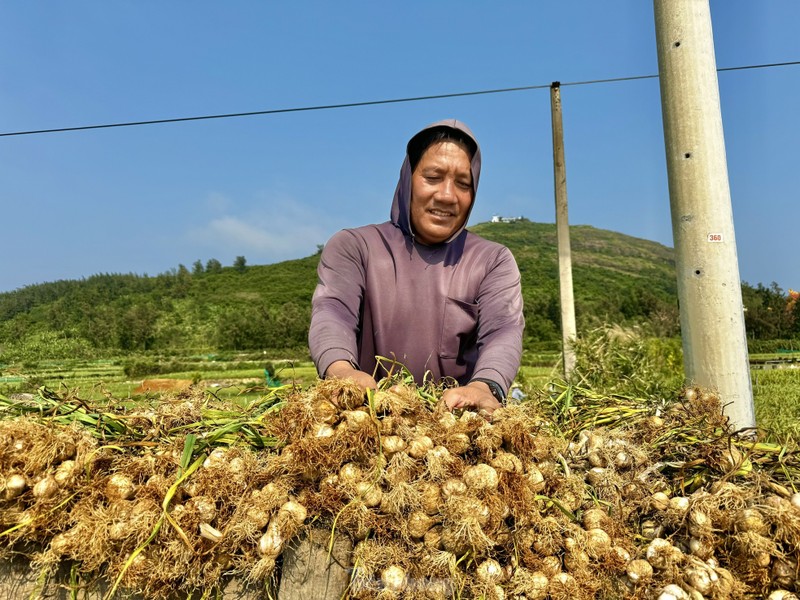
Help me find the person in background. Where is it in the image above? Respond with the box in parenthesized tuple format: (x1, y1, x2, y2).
(309, 119, 524, 415)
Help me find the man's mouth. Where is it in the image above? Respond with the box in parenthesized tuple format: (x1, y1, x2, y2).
(428, 209, 454, 218)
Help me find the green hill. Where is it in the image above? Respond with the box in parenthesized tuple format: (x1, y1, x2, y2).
(471, 220, 678, 342)
(0, 220, 682, 360)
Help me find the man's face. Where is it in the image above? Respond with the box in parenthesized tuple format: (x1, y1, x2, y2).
(410, 141, 474, 245)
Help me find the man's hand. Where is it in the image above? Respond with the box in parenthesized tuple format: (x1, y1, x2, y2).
(325, 360, 378, 392)
(442, 380, 502, 415)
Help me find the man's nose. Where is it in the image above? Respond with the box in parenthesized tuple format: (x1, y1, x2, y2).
(435, 178, 457, 201)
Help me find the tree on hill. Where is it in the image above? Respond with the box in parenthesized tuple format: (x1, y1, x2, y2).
(117, 303, 159, 351)
(175, 265, 192, 297)
(205, 258, 223, 274)
(741, 282, 796, 340)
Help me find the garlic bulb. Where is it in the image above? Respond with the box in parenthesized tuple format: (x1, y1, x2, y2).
(381, 565, 407, 593)
(3, 473, 27, 499)
(657, 584, 690, 600)
(463, 464, 499, 492)
(626, 559, 653, 584)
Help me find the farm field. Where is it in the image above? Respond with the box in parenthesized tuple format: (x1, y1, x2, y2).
(1, 350, 797, 441)
(0, 355, 319, 402)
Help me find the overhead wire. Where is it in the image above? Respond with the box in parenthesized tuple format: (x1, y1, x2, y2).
(0, 60, 798, 138)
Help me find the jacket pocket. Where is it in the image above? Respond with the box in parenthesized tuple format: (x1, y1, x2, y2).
(439, 297, 479, 361)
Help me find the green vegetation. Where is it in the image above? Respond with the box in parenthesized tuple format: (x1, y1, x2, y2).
(0, 254, 318, 358)
(569, 326, 684, 401)
(556, 327, 800, 444)
(752, 368, 800, 442)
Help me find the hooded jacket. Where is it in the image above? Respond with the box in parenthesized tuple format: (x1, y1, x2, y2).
(309, 119, 524, 393)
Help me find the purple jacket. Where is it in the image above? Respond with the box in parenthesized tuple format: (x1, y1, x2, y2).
(309, 120, 524, 393)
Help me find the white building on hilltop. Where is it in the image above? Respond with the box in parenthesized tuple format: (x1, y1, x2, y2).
(491, 215, 524, 223)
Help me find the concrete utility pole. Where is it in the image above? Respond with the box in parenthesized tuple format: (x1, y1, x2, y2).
(550, 82, 578, 379)
(653, 0, 755, 429)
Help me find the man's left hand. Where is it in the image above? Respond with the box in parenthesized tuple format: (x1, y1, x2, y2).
(442, 381, 502, 416)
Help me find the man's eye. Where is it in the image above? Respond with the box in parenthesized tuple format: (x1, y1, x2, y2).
(457, 181, 472, 189)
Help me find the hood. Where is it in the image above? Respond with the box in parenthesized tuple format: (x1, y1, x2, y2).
(390, 119, 482, 243)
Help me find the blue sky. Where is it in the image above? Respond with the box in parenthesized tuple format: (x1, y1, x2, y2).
(1, 2, 798, 294)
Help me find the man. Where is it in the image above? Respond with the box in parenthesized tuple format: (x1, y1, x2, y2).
(309, 119, 524, 415)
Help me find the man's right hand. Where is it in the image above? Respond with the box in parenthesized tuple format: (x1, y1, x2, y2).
(325, 360, 378, 392)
